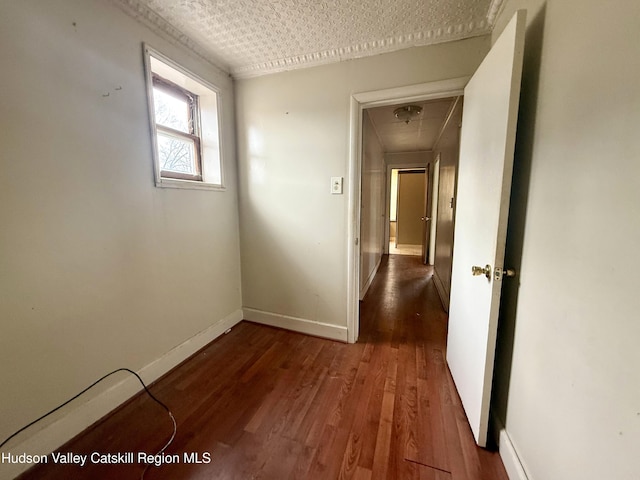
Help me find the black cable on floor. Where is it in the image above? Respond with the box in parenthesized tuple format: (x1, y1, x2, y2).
(0, 367, 177, 479)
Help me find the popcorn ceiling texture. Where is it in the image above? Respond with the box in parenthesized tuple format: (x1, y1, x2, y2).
(112, 0, 494, 77)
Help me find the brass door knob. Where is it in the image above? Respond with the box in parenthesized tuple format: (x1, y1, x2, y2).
(471, 264, 492, 280)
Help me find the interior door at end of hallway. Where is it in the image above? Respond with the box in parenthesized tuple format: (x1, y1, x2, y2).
(396, 171, 426, 247)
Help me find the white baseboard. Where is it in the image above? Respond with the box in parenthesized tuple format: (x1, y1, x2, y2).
(1, 309, 243, 480)
(493, 415, 530, 480)
(432, 269, 450, 313)
(359, 255, 382, 300)
(243, 308, 348, 342)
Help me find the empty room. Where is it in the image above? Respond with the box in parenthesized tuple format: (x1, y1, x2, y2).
(1, 1, 639, 479)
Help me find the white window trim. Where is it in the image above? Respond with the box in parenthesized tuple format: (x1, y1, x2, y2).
(142, 43, 226, 191)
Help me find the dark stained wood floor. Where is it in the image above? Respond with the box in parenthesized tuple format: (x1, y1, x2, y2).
(18, 255, 508, 480)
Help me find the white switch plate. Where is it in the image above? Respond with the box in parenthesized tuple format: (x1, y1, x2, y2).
(331, 176, 343, 194)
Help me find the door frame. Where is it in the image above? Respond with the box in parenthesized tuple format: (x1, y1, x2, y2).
(384, 164, 427, 255)
(347, 77, 469, 343)
(429, 154, 441, 266)
(422, 163, 432, 264)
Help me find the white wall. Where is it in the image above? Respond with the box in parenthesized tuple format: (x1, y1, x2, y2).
(359, 111, 386, 297)
(236, 37, 489, 338)
(0, 0, 242, 464)
(491, 2, 640, 479)
(385, 151, 431, 168)
(390, 169, 399, 222)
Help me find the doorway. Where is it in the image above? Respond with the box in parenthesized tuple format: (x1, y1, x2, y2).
(346, 77, 468, 343)
(389, 168, 425, 256)
(350, 12, 526, 449)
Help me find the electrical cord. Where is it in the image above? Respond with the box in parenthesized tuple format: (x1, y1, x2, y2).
(0, 368, 177, 479)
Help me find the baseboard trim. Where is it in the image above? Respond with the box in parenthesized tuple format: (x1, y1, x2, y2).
(360, 255, 382, 300)
(493, 415, 530, 480)
(1, 309, 243, 480)
(243, 308, 348, 342)
(433, 269, 450, 313)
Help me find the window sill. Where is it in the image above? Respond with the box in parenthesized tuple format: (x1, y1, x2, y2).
(155, 177, 226, 191)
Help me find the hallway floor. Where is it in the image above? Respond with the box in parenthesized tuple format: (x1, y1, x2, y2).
(388, 242, 423, 256)
(18, 255, 508, 480)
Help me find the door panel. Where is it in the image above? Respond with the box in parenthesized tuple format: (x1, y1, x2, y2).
(396, 171, 426, 246)
(446, 10, 526, 447)
(432, 98, 463, 312)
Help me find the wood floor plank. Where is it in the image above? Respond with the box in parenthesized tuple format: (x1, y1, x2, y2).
(370, 348, 398, 480)
(289, 444, 317, 480)
(421, 348, 452, 472)
(16, 255, 509, 480)
(353, 342, 391, 472)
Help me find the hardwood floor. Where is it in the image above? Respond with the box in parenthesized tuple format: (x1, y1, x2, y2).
(18, 255, 508, 480)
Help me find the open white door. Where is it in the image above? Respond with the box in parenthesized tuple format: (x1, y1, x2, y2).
(446, 10, 526, 447)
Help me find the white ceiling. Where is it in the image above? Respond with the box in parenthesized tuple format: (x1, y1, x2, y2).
(366, 97, 456, 153)
(111, 0, 504, 78)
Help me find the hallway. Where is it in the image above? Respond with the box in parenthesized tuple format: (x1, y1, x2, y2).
(356, 254, 508, 479)
(18, 255, 508, 480)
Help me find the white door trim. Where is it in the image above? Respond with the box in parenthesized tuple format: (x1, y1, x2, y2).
(347, 77, 469, 343)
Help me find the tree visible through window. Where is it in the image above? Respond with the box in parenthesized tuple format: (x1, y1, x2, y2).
(144, 44, 224, 189)
(152, 75, 202, 181)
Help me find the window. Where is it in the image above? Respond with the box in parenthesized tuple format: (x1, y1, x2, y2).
(153, 75, 202, 180)
(143, 45, 224, 189)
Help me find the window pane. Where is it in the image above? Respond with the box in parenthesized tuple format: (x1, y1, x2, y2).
(157, 131, 197, 174)
(153, 87, 189, 133)
(147, 48, 223, 188)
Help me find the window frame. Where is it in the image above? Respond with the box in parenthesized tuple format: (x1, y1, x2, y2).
(143, 44, 226, 191)
(152, 74, 203, 181)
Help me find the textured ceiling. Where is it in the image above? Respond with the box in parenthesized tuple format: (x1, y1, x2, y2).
(111, 0, 504, 78)
(367, 98, 456, 153)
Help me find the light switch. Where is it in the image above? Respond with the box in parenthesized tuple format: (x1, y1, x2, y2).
(331, 176, 343, 194)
